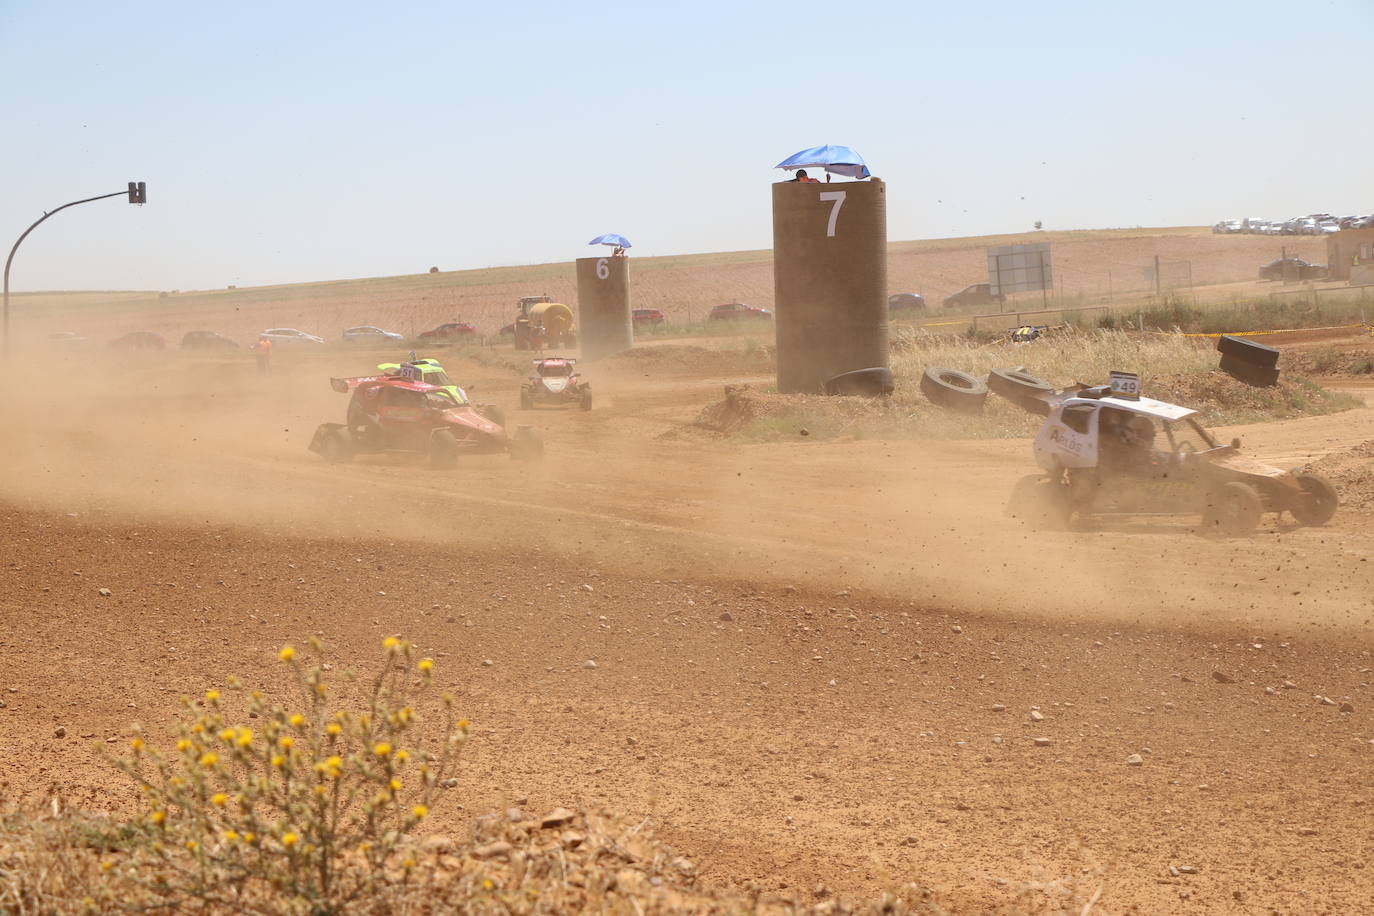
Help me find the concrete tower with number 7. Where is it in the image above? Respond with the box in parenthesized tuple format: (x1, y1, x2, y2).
(575, 255, 633, 361)
(772, 178, 889, 393)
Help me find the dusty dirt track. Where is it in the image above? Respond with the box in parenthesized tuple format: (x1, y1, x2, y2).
(3, 344, 1374, 913)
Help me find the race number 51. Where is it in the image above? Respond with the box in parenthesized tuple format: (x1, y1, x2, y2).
(596, 258, 610, 279)
(819, 190, 845, 237)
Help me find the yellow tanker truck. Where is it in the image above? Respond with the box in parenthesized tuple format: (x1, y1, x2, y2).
(513, 295, 577, 351)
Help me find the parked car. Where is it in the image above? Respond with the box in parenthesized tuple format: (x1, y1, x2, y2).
(418, 321, 479, 340)
(181, 330, 238, 350)
(110, 331, 166, 350)
(708, 303, 773, 321)
(631, 308, 667, 326)
(1258, 258, 1327, 281)
(1319, 220, 1341, 235)
(943, 283, 1006, 308)
(888, 293, 927, 312)
(342, 325, 404, 344)
(48, 331, 88, 346)
(260, 328, 325, 345)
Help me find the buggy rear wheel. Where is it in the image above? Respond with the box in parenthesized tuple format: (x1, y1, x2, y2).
(317, 427, 353, 464)
(580, 389, 593, 411)
(1201, 481, 1262, 536)
(520, 389, 534, 410)
(1289, 472, 1338, 526)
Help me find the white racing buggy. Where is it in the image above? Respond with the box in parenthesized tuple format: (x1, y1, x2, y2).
(1006, 381, 1338, 536)
(521, 358, 592, 411)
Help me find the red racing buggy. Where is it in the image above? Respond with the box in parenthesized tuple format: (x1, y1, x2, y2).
(309, 374, 542, 467)
(521, 358, 592, 410)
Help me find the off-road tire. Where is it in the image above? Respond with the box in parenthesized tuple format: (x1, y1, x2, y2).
(429, 430, 460, 469)
(580, 390, 593, 411)
(1289, 472, 1338, 526)
(520, 389, 534, 410)
(987, 367, 1054, 415)
(478, 404, 506, 429)
(824, 367, 896, 397)
(1005, 474, 1071, 529)
(510, 427, 544, 462)
(1219, 355, 1280, 387)
(1216, 335, 1280, 369)
(1201, 481, 1262, 536)
(318, 428, 353, 464)
(919, 367, 988, 414)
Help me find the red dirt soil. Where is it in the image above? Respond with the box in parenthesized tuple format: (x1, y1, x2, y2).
(2, 345, 1373, 912)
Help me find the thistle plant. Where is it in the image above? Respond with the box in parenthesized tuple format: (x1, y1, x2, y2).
(107, 636, 464, 915)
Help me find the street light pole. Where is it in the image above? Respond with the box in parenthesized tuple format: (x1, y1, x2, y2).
(3, 182, 146, 356)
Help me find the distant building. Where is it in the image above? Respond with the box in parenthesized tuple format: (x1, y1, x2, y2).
(1326, 228, 1374, 283)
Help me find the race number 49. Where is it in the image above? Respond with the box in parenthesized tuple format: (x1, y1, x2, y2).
(819, 191, 846, 237)
(1109, 370, 1141, 399)
(596, 258, 610, 280)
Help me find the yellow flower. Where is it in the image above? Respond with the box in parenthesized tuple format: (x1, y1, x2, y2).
(382, 636, 400, 650)
(176, 739, 192, 753)
(278, 645, 296, 663)
(373, 742, 392, 758)
(185, 840, 198, 852)
(403, 857, 416, 869)
(282, 832, 298, 848)
(199, 752, 218, 768)
(205, 690, 220, 703)
(412, 804, 428, 819)
(271, 755, 286, 768)
(395, 749, 409, 763)
(314, 784, 328, 797)
(458, 719, 470, 731)
(219, 728, 236, 742)
(314, 683, 326, 696)
(418, 658, 434, 673)
(389, 778, 402, 792)
(288, 713, 305, 728)
(100, 860, 113, 873)
(244, 832, 256, 845)
(482, 879, 494, 891)
(210, 793, 227, 807)
(223, 830, 239, 843)
(236, 727, 253, 748)
(326, 722, 341, 737)
(278, 736, 293, 750)
(150, 810, 166, 825)
(130, 737, 144, 752)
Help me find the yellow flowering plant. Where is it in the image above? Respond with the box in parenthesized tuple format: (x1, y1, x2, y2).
(108, 636, 466, 914)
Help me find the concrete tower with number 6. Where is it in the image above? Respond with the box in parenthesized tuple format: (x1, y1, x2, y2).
(772, 178, 889, 393)
(575, 255, 633, 361)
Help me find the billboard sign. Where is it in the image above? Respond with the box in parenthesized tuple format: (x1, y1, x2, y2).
(988, 242, 1051, 297)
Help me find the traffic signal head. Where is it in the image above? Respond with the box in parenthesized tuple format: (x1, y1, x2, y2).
(127, 181, 146, 205)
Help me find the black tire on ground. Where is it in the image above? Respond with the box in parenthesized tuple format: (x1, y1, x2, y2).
(1201, 481, 1262, 536)
(479, 404, 506, 429)
(1219, 355, 1280, 387)
(823, 367, 896, 397)
(520, 389, 534, 410)
(580, 389, 593, 411)
(987, 367, 1055, 414)
(919, 367, 988, 413)
(1216, 335, 1280, 369)
(510, 427, 544, 462)
(317, 427, 353, 464)
(429, 430, 460, 469)
(1288, 472, 1338, 526)
(1004, 474, 1071, 529)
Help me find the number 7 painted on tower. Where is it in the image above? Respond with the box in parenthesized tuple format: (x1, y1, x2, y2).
(819, 191, 846, 237)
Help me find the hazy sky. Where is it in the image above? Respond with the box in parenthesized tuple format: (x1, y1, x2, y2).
(2, 0, 1370, 291)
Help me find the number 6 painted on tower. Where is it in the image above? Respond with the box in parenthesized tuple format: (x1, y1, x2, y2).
(819, 191, 846, 237)
(596, 258, 610, 279)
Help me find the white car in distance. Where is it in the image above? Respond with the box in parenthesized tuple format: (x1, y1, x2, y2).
(260, 328, 326, 345)
(342, 325, 405, 344)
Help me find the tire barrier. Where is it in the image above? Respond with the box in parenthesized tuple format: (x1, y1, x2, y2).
(987, 367, 1055, 415)
(1219, 354, 1280, 387)
(919, 367, 988, 413)
(824, 367, 895, 397)
(1216, 335, 1279, 369)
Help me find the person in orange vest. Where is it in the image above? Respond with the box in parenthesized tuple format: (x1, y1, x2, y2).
(792, 169, 820, 183)
(251, 336, 272, 374)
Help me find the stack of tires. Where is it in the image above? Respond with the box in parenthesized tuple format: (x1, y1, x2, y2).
(987, 367, 1055, 415)
(1217, 335, 1280, 387)
(919, 368, 987, 414)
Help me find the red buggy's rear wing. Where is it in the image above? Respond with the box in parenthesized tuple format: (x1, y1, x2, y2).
(330, 375, 385, 393)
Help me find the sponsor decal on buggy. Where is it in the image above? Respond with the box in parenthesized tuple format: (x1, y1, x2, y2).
(1048, 426, 1086, 455)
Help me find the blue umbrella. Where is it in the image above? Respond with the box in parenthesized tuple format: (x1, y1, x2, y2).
(775, 145, 870, 179)
(588, 234, 632, 248)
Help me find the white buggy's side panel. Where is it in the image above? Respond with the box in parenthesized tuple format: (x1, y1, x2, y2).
(1034, 405, 1099, 471)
